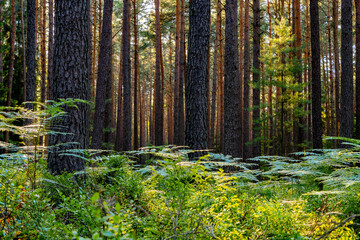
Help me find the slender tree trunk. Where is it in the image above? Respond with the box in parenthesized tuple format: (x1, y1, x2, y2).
(92, 0, 97, 99)
(340, 0, 353, 139)
(154, 0, 163, 146)
(333, 0, 340, 137)
(328, 0, 335, 137)
(252, 0, 261, 157)
(167, 39, 174, 144)
(174, 0, 181, 146)
(91, 0, 113, 149)
(267, 0, 274, 155)
(48, 0, 54, 101)
(122, 0, 132, 150)
(40, 0, 46, 103)
(310, 0, 323, 149)
(133, 0, 139, 149)
(210, 0, 221, 149)
(355, 0, 360, 139)
(243, 0, 250, 159)
(26, 0, 36, 109)
(21, 0, 26, 102)
(0, 2, 3, 85)
(239, 0, 244, 151)
(186, 0, 210, 158)
(115, 52, 124, 151)
(177, 0, 185, 145)
(7, 0, 16, 108)
(48, 0, 91, 175)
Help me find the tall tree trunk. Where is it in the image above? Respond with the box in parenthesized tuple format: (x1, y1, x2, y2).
(167, 39, 174, 144)
(328, 0, 335, 137)
(174, 0, 180, 146)
(310, 0, 323, 149)
(267, 0, 274, 155)
(21, 0, 26, 102)
(185, 0, 210, 158)
(252, 0, 261, 157)
(121, 0, 132, 150)
(333, 0, 340, 137)
(7, 0, 16, 108)
(178, 0, 185, 145)
(26, 0, 36, 109)
(133, 0, 139, 149)
(92, 0, 97, 99)
(340, 0, 353, 139)
(210, 0, 221, 149)
(154, 0, 163, 146)
(40, 0, 46, 103)
(91, 0, 113, 149)
(48, 0, 54, 101)
(48, 0, 91, 175)
(293, 0, 304, 150)
(239, 0, 244, 151)
(355, 0, 360, 139)
(224, 0, 242, 157)
(115, 52, 124, 151)
(243, 0, 250, 159)
(0, 2, 3, 85)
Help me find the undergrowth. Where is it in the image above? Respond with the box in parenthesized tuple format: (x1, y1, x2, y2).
(1, 103, 360, 239)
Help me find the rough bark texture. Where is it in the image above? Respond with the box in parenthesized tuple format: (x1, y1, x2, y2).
(6, 0, 16, 107)
(209, 0, 221, 149)
(133, 0, 139, 149)
(154, 0, 163, 146)
(91, 0, 113, 149)
(293, 0, 304, 150)
(115, 52, 123, 151)
(48, 0, 54, 100)
(122, 0, 132, 150)
(174, 0, 180, 145)
(333, 0, 340, 137)
(26, 0, 36, 108)
(340, 0, 353, 139)
(40, 0, 46, 103)
(310, 0, 323, 149)
(48, 0, 91, 175)
(356, 0, 360, 139)
(243, 0, 250, 159)
(0, 2, 3, 85)
(252, 0, 261, 157)
(21, 0, 26, 102)
(224, 0, 242, 158)
(185, 0, 210, 158)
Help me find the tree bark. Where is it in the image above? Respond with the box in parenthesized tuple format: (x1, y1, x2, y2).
(243, 0, 250, 159)
(340, 0, 353, 139)
(252, 0, 261, 157)
(91, 0, 113, 149)
(355, 0, 360, 139)
(224, 0, 242, 157)
(48, 0, 54, 101)
(333, 0, 340, 137)
(133, 0, 139, 149)
(6, 0, 16, 108)
(310, 0, 323, 149)
(185, 0, 210, 158)
(40, 0, 46, 103)
(21, 0, 26, 102)
(48, 0, 91, 175)
(26, 0, 36, 109)
(121, 0, 132, 150)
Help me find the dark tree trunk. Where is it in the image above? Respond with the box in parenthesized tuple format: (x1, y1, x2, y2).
(40, 0, 46, 103)
(310, 0, 323, 149)
(252, 0, 261, 157)
(6, 0, 16, 107)
(185, 0, 210, 158)
(48, 0, 91, 175)
(154, 0, 163, 146)
(340, 0, 354, 139)
(333, 0, 340, 137)
(91, 0, 113, 149)
(121, 0, 132, 151)
(26, 0, 36, 108)
(355, 0, 360, 139)
(243, 0, 250, 159)
(224, 0, 242, 157)
(47, 0, 54, 100)
(0, 2, 3, 85)
(21, 0, 26, 102)
(133, 0, 139, 149)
